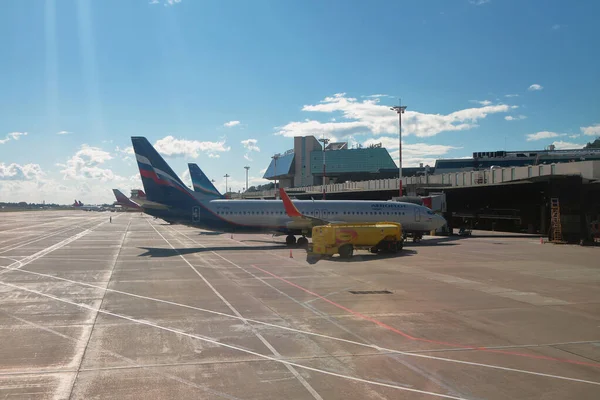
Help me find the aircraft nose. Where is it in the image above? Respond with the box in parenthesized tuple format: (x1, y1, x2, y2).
(435, 214, 447, 229)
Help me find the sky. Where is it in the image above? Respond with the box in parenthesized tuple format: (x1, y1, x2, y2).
(1, 0, 599, 204)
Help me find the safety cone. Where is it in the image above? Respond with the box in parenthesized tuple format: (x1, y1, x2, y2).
(289, 249, 293, 258)
(540, 237, 543, 244)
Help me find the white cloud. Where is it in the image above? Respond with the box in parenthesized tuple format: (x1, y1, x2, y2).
(223, 120, 241, 128)
(580, 123, 600, 137)
(552, 24, 563, 30)
(470, 100, 492, 106)
(469, 0, 490, 5)
(57, 131, 71, 135)
(525, 131, 566, 141)
(551, 141, 586, 150)
(569, 134, 581, 139)
(0, 163, 45, 181)
(362, 94, 391, 99)
(0, 131, 28, 145)
(154, 135, 230, 158)
(115, 145, 134, 155)
(221, 174, 269, 194)
(505, 115, 527, 121)
(0, 156, 139, 205)
(241, 138, 260, 152)
(362, 137, 459, 167)
(241, 138, 260, 162)
(504, 94, 519, 98)
(275, 93, 511, 139)
(58, 144, 122, 182)
(528, 84, 543, 91)
(180, 169, 191, 187)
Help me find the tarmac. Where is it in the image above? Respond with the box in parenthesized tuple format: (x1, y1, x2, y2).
(0, 210, 599, 400)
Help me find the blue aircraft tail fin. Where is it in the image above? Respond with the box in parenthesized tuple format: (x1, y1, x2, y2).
(131, 137, 197, 207)
(188, 163, 223, 199)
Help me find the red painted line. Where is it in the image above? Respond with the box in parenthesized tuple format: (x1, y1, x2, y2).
(251, 264, 600, 369)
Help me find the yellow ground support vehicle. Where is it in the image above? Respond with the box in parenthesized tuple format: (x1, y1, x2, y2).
(307, 222, 403, 260)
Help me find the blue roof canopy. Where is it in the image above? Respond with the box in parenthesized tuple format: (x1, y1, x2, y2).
(263, 152, 295, 179)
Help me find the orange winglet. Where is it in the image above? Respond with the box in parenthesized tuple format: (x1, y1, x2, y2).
(279, 188, 302, 217)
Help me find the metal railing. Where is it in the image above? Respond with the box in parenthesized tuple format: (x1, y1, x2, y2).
(233, 160, 599, 199)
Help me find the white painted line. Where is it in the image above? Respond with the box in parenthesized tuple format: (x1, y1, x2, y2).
(0, 216, 105, 254)
(65, 218, 130, 399)
(0, 216, 117, 276)
(2, 234, 599, 387)
(0, 311, 243, 400)
(164, 226, 600, 387)
(0, 280, 471, 400)
(1, 260, 598, 387)
(149, 221, 324, 400)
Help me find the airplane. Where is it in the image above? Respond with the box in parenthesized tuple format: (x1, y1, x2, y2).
(72, 200, 105, 212)
(131, 136, 447, 246)
(188, 163, 224, 198)
(112, 189, 142, 210)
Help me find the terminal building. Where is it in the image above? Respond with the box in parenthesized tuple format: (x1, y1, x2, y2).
(262, 136, 399, 187)
(263, 138, 600, 189)
(254, 137, 600, 242)
(434, 145, 600, 174)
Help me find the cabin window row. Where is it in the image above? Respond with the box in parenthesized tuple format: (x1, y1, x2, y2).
(343, 211, 406, 215)
(214, 210, 406, 216)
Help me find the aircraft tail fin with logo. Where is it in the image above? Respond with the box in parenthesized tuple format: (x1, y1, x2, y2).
(188, 163, 224, 199)
(131, 137, 198, 209)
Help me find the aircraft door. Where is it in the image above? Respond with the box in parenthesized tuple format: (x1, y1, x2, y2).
(318, 209, 329, 219)
(414, 207, 421, 222)
(192, 206, 200, 222)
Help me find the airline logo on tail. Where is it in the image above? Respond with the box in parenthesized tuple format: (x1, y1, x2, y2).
(188, 163, 223, 199)
(132, 136, 198, 209)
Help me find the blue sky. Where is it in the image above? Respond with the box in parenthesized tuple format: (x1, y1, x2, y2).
(1, 0, 599, 204)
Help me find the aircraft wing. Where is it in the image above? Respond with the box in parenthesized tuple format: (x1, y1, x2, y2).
(129, 197, 170, 210)
(279, 188, 329, 230)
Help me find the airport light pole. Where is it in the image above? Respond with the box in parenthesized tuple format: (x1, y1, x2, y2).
(391, 102, 407, 197)
(223, 174, 230, 197)
(271, 154, 280, 199)
(318, 137, 330, 200)
(244, 166, 250, 195)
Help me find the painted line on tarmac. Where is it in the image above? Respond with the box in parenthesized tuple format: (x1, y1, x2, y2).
(0, 280, 473, 400)
(155, 222, 467, 399)
(0, 216, 107, 254)
(65, 218, 131, 400)
(250, 264, 600, 370)
(149, 220, 324, 400)
(0, 311, 244, 400)
(0, 216, 118, 276)
(0, 261, 598, 387)
(164, 225, 600, 388)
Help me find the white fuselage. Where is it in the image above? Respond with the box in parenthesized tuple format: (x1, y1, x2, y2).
(204, 199, 446, 233)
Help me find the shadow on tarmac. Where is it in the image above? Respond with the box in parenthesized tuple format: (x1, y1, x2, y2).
(306, 249, 418, 264)
(138, 245, 287, 257)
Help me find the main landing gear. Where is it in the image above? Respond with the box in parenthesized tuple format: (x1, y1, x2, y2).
(285, 235, 297, 246)
(297, 237, 309, 247)
(286, 235, 309, 248)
